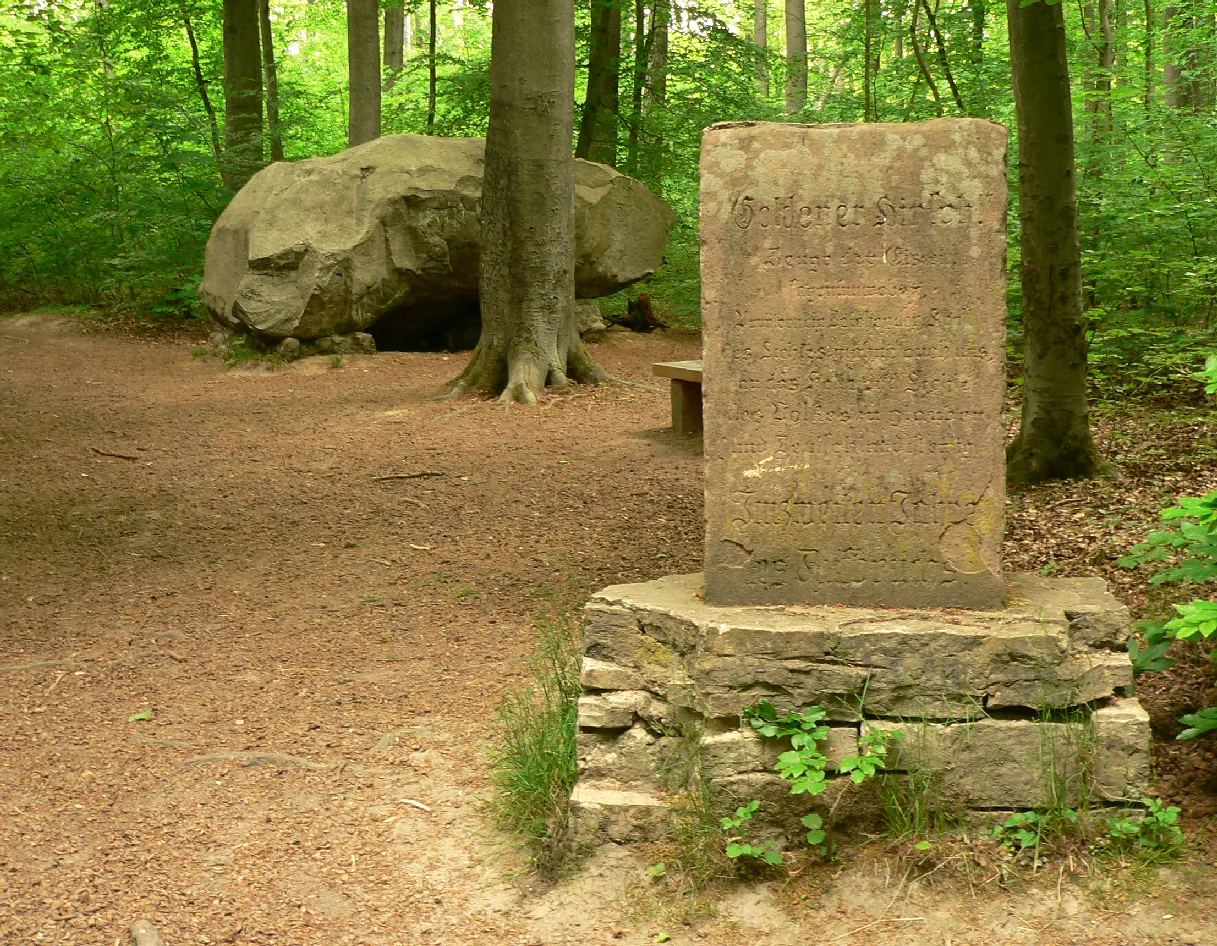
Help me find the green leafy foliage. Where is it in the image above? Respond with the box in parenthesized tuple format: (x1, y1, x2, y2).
(989, 808, 1077, 853)
(1178, 707, 1217, 741)
(745, 700, 830, 796)
(1121, 480, 1217, 739)
(1107, 799, 1185, 853)
(838, 728, 901, 785)
(719, 800, 783, 868)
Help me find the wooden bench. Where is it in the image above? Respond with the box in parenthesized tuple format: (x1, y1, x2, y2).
(652, 360, 703, 434)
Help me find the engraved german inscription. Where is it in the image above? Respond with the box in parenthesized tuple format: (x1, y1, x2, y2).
(700, 120, 1009, 609)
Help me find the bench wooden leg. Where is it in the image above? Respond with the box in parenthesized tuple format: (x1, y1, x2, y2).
(671, 379, 703, 435)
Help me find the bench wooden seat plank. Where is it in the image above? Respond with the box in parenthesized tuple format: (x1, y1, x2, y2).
(652, 360, 704, 435)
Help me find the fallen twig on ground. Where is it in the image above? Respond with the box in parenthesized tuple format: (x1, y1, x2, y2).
(372, 471, 444, 481)
(180, 751, 338, 771)
(0, 660, 75, 672)
(92, 447, 140, 460)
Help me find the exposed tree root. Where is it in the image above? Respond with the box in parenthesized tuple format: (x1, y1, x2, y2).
(444, 334, 613, 404)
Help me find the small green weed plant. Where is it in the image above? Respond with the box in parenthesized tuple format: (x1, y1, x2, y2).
(990, 809, 1077, 857)
(1106, 799, 1185, 854)
(720, 801, 784, 868)
(743, 701, 897, 858)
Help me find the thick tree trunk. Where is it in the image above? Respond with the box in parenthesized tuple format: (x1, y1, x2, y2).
(1006, 0, 1103, 483)
(427, 0, 437, 133)
(576, 0, 621, 166)
(222, 0, 263, 191)
(347, 0, 381, 146)
(257, 0, 283, 161)
(643, 0, 669, 192)
(384, 5, 405, 90)
(755, 0, 770, 97)
(446, 0, 607, 404)
(784, 0, 807, 112)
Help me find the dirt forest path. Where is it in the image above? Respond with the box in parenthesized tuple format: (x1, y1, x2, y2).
(1, 314, 1214, 946)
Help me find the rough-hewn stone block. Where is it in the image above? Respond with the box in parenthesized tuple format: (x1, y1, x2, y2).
(581, 657, 642, 692)
(987, 653, 1133, 710)
(1091, 698, 1152, 802)
(865, 718, 1089, 809)
(700, 725, 858, 779)
(577, 691, 645, 730)
(700, 119, 1009, 609)
(568, 783, 671, 844)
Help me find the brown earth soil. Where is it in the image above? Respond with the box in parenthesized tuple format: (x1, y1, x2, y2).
(1, 312, 1215, 946)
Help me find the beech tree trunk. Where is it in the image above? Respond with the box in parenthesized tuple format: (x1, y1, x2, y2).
(257, 0, 283, 161)
(785, 0, 807, 112)
(384, 4, 405, 90)
(755, 0, 769, 97)
(347, 0, 381, 146)
(222, 0, 263, 191)
(864, 0, 878, 121)
(1163, 6, 1189, 108)
(445, 0, 607, 404)
(1006, 0, 1103, 482)
(577, 0, 621, 166)
(626, 0, 645, 175)
(427, 0, 437, 133)
(643, 0, 669, 192)
(1145, 0, 1155, 112)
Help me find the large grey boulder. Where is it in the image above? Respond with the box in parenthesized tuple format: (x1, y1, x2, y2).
(199, 134, 675, 344)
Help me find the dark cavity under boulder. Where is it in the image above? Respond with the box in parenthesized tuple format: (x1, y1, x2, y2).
(199, 134, 675, 345)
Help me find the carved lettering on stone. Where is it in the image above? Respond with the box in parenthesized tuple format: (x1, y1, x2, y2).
(701, 120, 1008, 608)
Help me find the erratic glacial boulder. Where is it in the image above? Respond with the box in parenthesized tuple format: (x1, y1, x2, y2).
(199, 134, 675, 346)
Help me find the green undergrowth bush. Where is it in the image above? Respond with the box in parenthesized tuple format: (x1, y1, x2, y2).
(1121, 354, 1217, 740)
(487, 612, 581, 871)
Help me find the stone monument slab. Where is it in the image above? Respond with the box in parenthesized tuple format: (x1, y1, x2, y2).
(700, 119, 1009, 608)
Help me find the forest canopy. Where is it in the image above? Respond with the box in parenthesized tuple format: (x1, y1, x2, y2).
(1, 0, 1215, 387)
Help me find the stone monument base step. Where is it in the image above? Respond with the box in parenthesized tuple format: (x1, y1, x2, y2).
(570, 572, 1150, 845)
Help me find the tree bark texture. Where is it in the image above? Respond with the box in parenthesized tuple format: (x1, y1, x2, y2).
(576, 0, 621, 166)
(864, 0, 876, 121)
(222, 0, 263, 191)
(257, 0, 283, 161)
(1006, 0, 1103, 482)
(446, 0, 607, 404)
(384, 5, 405, 90)
(643, 0, 669, 191)
(347, 0, 381, 146)
(627, 0, 646, 175)
(1144, 0, 1154, 112)
(785, 0, 807, 112)
(1163, 6, 1189, 108)
(923, 0, 965, 111)
(427, 0, 437, 133)
(755, 0, 770, 97)
(909, 0, 944, 114)
(184, 14, 222, 168)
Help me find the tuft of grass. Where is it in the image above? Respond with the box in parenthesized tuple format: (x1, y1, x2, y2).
(488, 613, 581, 870)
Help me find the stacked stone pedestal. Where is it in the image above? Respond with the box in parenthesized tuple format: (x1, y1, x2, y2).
(569, 573, 1150, 845)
